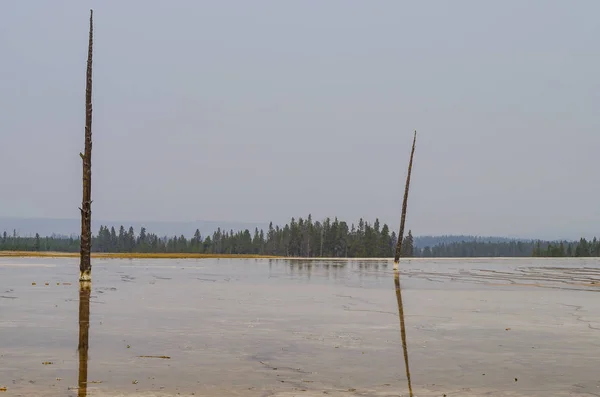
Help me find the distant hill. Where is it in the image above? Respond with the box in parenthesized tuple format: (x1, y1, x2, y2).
(0, 217, 269, 239)
(413, 235, 530, 249)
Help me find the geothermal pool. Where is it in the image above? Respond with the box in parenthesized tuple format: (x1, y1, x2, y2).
(2, 257, 600, 396)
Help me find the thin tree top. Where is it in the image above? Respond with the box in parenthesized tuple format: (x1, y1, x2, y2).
(87, 10, 93, 69)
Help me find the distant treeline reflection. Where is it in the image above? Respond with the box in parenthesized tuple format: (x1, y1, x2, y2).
(1, 216, 599, 257)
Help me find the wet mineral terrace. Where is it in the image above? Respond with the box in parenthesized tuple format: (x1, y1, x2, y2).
(2, 257, 600, 396)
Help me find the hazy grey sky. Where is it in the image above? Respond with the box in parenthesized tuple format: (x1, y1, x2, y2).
(1, 1, 599, 239)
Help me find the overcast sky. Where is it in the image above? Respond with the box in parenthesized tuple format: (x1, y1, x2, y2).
(0, 1, 598, 239)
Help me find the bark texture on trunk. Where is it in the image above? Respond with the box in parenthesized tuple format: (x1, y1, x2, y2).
(79, 9, 94, 282)
(77, 283, 91, 397)
(394, 131, 417, 269)
(394, 270, 413, 397)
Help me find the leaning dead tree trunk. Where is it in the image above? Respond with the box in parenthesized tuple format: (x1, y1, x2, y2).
(79, 9, 94, 282)
(391, 131, 417, 395)
(393, 131, 417, 270)
(77, 284, 91, 397)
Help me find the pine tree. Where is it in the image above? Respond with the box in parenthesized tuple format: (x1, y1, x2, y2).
(34, 233, 41, 251)
(402, 230, 414, 257)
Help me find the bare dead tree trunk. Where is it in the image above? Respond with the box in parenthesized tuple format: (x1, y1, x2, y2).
(394, 270, 413, 397)
(79, 9, 94, 282)
(77, 283, 91, 397)
(394, 131, 417, 270)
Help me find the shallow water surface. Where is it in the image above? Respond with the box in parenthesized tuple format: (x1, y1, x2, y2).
(2, 257, 600, 396)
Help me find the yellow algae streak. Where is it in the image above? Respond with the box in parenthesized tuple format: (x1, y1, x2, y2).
(0, 251, 282, 259)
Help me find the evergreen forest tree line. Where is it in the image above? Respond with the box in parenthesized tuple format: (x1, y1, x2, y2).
(1, 216, 599, 258)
